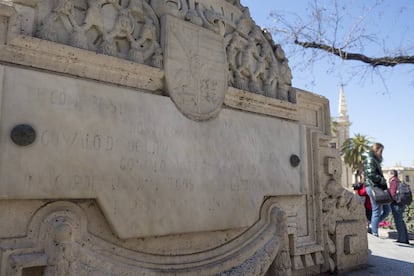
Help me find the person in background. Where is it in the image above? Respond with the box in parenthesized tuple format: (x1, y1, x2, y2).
(362, 143, 390, 237)
(353, 172, 372, 224)
(388, 170, 410, 244)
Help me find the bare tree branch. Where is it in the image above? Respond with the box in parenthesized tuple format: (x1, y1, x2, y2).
(294, 39, 414, 67)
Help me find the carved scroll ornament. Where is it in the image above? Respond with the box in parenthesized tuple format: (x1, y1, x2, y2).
(0, 200, 288, 275)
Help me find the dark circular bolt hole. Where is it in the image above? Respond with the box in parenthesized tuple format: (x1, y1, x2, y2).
(10, 124, 36, 146)
(290, 154, 300, 167)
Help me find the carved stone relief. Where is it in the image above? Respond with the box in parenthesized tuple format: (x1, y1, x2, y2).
(0, 2, 369, 275)
(0, 200, 288, 275)
(320, 150, 368, 273)
(224, 9, 294, 102)
(32, 0, 294, 103)
(36, 0, 163, 67)
(162, 15, 227, 120)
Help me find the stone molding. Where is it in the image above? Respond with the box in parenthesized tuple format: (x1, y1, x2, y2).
(225, 87, 298, 121)
(0, 35, 297, 121)
(0, 35, 165, 92)
(0, 199, 288, 275)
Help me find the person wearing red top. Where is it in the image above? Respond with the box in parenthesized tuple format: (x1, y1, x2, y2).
(355, 183, 372, 222)
(388, 170, 410, 244)
(353, 171, 373, 232)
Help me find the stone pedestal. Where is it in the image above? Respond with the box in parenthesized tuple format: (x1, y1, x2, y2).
(0, 1, 367, 275)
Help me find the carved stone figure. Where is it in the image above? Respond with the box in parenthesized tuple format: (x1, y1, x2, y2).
(199, 5, 226, 36)
(37, 0, 77, 43)
(225, 0, 242, 7)
(225, 31, 246, 89)
(82, 0, 108, 35)
(274, 45, 292, 101)
(236, 7, 254, 36)
(185, 0, 203, 26)
(35, 0, 295, 102)
(37, 0, 163, 67)
(264, 59, 279, 98)
(44, 220, 79, 275)
(222, 7, 295, 101)
(238, 36, 258, 91)
(150, 0, 188, 19)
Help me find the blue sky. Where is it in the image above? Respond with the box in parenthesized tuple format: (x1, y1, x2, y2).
(241, 0, 414, 167)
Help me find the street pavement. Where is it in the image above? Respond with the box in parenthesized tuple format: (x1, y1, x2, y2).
(342, 228, 414, 275)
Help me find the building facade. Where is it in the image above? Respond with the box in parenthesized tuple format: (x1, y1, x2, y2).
(330, 85, 353, 189)
(383, 164, 414, 190)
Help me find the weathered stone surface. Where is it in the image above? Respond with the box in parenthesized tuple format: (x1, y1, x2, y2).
(0, 1, 369, 275)
(36, 0, 163, 67)
(225, 87, 298, 121)
(162, 15, 227, 121)
(0, 199, 288, 275)
(0, 0, 295, 103)
(0, 65, 305, 239)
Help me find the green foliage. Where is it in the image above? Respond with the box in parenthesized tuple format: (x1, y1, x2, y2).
(404, 201, 414, 233)
(341, 134, 372, 174)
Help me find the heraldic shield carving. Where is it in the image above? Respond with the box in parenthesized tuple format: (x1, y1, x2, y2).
(162, 15, 228, 121)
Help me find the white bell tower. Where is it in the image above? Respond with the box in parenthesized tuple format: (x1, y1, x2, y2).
(332, 85, 353, 188)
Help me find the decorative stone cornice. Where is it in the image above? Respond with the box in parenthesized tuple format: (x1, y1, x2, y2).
(225, 86, 298, 121)
(0, 35, 165, 92)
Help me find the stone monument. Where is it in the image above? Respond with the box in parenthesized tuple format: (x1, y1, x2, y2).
(0, 0, 367, 275)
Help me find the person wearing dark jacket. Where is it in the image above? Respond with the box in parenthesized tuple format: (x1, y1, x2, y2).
(388, 170, 410, 244)
(362, 143, 390, 237)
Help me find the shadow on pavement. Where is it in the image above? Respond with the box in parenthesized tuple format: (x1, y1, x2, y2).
(341, 253, 414, 276)
(386, 230, 414, 241)
(339, 230, 414, 276)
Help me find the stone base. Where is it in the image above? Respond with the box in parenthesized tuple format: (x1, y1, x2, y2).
(0, 199, 289, 275)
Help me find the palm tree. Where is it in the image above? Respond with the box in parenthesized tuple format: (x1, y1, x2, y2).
(341, 134, 372, 182)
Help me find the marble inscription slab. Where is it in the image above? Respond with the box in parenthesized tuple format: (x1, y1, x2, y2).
(0, 66, 306, 239)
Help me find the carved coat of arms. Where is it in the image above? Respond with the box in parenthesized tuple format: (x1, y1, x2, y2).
(162, 15, 227, 121)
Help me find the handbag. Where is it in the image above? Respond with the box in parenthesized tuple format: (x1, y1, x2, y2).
(371, 186, 392, 204)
